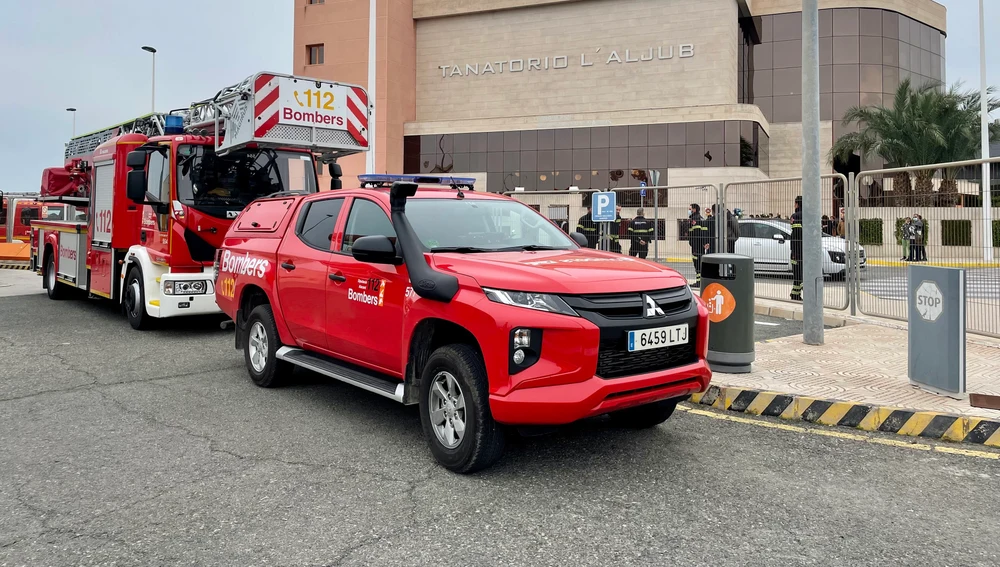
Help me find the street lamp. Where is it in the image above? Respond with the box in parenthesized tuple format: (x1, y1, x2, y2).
(978, 0, 993, 261)
(141, 45, 157, 113)
(66, 107, 77, 137)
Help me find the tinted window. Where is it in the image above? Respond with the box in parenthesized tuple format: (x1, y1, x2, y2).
(739, 222, 755, 238)
(755, 223, 785, 239)
(341, 199, 396, 253)
(297, 198, 345, 250)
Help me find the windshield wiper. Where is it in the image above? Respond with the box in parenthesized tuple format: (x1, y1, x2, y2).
(495, 245, 567, 252)
(429, 246, 496, 253)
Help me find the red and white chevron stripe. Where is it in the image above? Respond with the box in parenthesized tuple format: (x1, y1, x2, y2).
(253, 73, 280, 138)
(346, 87, 369, 148)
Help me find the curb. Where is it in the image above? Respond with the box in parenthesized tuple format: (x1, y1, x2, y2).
(0, 263, 30, 271)
(690, 385, 1000, 448)
(753, 303, 850, 328)
(867, 259, 1000, 268)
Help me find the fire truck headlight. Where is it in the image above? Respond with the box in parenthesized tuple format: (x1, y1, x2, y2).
(164, 280, 208, 295)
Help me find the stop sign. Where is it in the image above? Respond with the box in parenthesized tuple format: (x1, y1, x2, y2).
(915, 281, 944, 321)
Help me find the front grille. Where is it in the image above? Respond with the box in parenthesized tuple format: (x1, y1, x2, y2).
(561, 285, 699, 379)
(596, 339, 698, 379)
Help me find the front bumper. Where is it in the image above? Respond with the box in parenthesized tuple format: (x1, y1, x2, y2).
(489, 359, 711, 425)
(150, 272, 221, 318)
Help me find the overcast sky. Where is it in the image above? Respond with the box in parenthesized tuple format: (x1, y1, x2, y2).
(0, 0, 996, 191)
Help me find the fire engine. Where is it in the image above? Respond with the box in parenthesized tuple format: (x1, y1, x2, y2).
(1, 192, 43, 244)
(30, 71, 370, 329)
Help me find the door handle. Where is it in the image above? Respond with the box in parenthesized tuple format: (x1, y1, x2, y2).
(280, 262, 295, 270)
(329, 273, 346, 283)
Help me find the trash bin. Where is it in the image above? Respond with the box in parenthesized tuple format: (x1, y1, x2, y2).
(699, 253, 755, 373)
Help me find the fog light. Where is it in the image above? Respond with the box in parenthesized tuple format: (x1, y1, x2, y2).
(512, 349, 526, 364)
(513, 328, 531, 348)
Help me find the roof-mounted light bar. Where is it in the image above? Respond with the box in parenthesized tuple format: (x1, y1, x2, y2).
(357, 174, 477, 189)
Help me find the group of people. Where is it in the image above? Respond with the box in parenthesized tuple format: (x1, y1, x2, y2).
(899, 214, 928, 262)
(685, 203, 741, 288)
(573, 204, 656, 259)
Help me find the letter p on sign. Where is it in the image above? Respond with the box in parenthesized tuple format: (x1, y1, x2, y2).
(591, 191, 616, 222)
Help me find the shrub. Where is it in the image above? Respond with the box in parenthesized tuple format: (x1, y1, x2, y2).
(858, 218, 884, 245)
(941, 219, 971, 246)
(994, 220, 1000, 248)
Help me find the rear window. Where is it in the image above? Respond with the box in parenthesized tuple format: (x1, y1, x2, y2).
(234, 198, 296, 233)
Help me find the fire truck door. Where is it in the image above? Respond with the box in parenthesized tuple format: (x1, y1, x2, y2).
(89, 162, 116, 297)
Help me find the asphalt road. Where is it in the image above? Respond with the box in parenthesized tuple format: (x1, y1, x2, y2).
(2, 271, 1000, 566)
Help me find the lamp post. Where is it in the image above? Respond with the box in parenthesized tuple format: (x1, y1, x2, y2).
(141, 45, 157, 113)
(66, 107, 77, 137)
(366, 0, 376, 174)
(979, 0, 993, 262)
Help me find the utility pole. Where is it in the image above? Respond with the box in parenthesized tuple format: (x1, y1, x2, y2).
(980, 0, 993, 262)
(801, 0, 824, 345)
(66, 108, 77, 137)
(366, 0, 377, 174)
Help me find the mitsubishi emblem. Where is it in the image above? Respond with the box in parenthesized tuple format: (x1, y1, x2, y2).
(644, 295, 664, 318)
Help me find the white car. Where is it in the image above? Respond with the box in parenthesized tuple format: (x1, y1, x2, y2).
(734, 219, 866, 279)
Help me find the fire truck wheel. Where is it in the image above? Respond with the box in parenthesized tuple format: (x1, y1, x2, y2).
(418, 344, 505, 474)
(124, 268, 153, 330)
(44, 254, 67, 300)
(608, 398, 678, 429)
(244, 304, 291, 388)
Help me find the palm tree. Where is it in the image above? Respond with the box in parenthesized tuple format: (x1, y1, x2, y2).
(833, 79, 1000, 207)
(936, 84, 1000, 204)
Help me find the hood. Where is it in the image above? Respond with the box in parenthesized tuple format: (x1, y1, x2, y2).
(429, 248, 688, 295)
(821, 236, 846, 252)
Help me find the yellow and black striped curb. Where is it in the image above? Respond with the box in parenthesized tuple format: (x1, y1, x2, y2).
(0, 263, 30, 270)
(690, 385, 1000, 448)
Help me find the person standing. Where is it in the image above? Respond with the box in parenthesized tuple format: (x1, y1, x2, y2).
(575, 202, 599, 248)
(790, 196, 803, 301)
(913, 214, 927, 261)
(607, 205, 623, 253)
(687, 204, 708, 288)
(627, 208, 653, 259)
(726, 207, 740, 253)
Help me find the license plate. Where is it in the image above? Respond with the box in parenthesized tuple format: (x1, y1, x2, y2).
(627, 324, 689, 352)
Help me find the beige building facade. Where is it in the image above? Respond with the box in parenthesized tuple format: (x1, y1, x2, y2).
(293, 0, 946, 203)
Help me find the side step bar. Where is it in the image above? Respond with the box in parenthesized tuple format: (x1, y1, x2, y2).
(275, 347, 405, 403)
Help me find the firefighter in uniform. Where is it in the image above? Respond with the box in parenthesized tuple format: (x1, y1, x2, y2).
(687, 204, 708, 288)
(576, 203, 599, 248)
(627, 208, 654, 259)
(607, 205, 623, 253)
(790, 196, 804, 301)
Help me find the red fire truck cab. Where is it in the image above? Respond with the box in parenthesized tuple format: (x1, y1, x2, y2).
(31, 72, 371, 330)
(214, 174, 712, 473)
(1, 193, 44, 244)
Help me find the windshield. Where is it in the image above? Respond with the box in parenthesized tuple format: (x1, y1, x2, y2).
(175, 145, 317, 217)
(405, 198, 577, 252)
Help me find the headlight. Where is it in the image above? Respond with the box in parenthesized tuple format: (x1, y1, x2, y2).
(164, 280, 208, 295)
(483, 288, 577, 316)
(827, 251, 845, 264)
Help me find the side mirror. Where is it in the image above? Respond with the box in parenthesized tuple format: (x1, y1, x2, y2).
(329, 162, 343, 190)
(125, 150, 147, 169)
(351, 235, 402, 265)
(570, 231, 589, 248)
(126, 170, 147, 203)
(772, 233, 786, 243)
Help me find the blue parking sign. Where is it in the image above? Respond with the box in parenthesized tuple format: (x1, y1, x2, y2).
(591, 191, 616, 222)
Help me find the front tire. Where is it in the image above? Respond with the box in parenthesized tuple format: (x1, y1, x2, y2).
(609, 399, 678, 429)
(419, 344, 505, 474)
(123, 268, 153, 330)
(44, 254, 67, 300)
(243, 304, 292, 388)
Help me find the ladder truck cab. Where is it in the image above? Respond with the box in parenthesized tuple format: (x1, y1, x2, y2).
(31, 71, 370, 330)
(1, 192, 44, 244)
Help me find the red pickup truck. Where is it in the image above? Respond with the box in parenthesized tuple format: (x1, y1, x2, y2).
(214, 174, 711, 473)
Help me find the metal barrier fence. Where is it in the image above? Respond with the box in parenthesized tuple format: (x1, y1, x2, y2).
(502, 158, 999, 338)
(722, 174, 850, 310)
(503, 185, 722, 286)
(853, 158, 1000, 338)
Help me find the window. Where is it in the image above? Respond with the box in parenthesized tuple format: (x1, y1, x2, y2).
(341, 199, 395, 253)
(754, 223, 785, 240)
(307, 44, 324, 65)
(147, 150, 170, 231)
(739, 222, 756, 238)
(297, 198, 345, 250)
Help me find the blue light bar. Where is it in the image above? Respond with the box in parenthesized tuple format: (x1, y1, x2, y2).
(164, 115, 185, 135)
(357, 174, 477, 188)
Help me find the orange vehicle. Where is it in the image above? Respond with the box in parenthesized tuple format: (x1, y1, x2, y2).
(1, 192, 43, 244)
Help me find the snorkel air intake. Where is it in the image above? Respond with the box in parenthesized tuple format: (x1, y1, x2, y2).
(389, 181, 459, 303)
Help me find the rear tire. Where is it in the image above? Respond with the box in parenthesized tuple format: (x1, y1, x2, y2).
(419, 344, 505, 474)
(609, 399, 678, 429)
(243, 304, 292, 388)
(123, 268, 153, 330)
(44, 254, 67, 300)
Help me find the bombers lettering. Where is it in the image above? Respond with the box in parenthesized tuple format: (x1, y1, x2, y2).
(282, 108, 346, 127)
(348, 288, 381, 306)
(221, 250, 269, 279)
